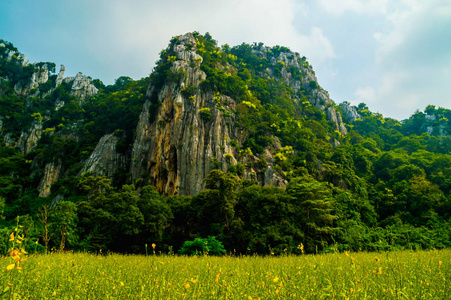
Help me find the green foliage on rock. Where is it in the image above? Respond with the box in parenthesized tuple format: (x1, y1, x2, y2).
(199, 107, 212, 122)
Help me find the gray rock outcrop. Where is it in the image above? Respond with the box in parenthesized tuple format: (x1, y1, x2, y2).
(79, 133, 126, 179)
(14, 63, 50, 95)
(340, 102, 361, 122)
(3, 47, 97, 101)
(56, 65, 65, 86)
(251, 47, 348, 136)
(69, 72, 98, 100)
(38, 159, 63, 197)
(17, 121, 43, 154)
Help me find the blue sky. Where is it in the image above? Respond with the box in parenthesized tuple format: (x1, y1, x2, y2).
(1, 0, 450, 120)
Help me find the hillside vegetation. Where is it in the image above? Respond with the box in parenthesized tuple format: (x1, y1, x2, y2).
(0, 33, 450, 255)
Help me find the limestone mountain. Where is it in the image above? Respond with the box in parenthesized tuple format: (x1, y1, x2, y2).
(130, 32, 353, 195)
(0, 33, 352, 197)
(1, 32, 450, 200)
(1, 33, 451, 254)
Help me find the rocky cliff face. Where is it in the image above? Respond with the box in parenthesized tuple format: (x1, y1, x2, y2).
(66, 72, 98, 101)
(131, 33, 290, 196)
(17, 121, 43, 154)
(251, 46, 347, 136)
(340, 102, 361, 122)
(1, 44, 98, 101)
(2, 124, 43, 154)
(14, 63, 50, 95)
(131, 33, 222, 195)
(79, 133, 126, 179)
(0, 44, 100, 194)
(38, 159, 63, 197)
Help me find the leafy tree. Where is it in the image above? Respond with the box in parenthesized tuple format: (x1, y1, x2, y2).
(191, 170, 240, 238)
(51, 201, 77, 251)
(408, 175, 447, 224)
(137, 185, 173, 244)
(235, 185, 304, 254)
(287, 175, 338, 252)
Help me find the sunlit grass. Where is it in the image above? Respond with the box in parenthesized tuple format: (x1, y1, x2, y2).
(1, 249, 449, 299)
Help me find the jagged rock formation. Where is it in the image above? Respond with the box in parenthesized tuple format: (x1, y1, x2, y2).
(251, 46, 347, 136)
(3, 133, 14, 148)
(68, 72, 98, 100)
(131, 33, 221, 195)
(79, 133, 126, 179)
(422, 111, 448, 136)
(0, 48, 98, 150)
(14, 63, 50, 95)
(1, 43, 28, 66)
(131, 33, 290, 196)
(17, 121, 43, 154)
(340, 102, 361, 122)
(56, 64, 65, 86)
(0, 43, 98, 100)
(38, 159, 63, 197)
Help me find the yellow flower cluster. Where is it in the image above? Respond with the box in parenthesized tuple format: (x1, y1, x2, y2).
(6, 231, 27, 271)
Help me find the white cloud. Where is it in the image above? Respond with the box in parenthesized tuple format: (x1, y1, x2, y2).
(77, 0, 336, 83)
(319, 0, 389, 15)
(355, 86, 376, 104)
(352, 0, 451, 119)
(298, 27, 336, 64)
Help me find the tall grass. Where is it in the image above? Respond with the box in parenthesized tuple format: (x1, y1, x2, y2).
(1, 249, 449, 299)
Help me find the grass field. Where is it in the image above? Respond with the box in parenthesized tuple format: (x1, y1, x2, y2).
(1, 249, 449, 299)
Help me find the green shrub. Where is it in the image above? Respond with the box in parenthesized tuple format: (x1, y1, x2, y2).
(181, 85, 198, 98)
(228, 164, 237, 174)
(178, 236, 226, 256)
(199, 107, 212, 122)
(229, 140, 239, 148)
(236, 162, 245, 176)
(308, 80, 317, 89)
(224, 153, 233, 162)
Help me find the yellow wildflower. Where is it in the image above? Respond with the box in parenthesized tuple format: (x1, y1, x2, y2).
(6, 264, 15, 271)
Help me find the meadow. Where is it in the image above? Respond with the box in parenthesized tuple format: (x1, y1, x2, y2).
(1, 248, 449, 299)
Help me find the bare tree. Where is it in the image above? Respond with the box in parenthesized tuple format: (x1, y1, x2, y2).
(37, 205, 53, 254)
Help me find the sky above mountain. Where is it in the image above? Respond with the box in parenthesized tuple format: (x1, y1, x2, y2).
(1, 0, 450, 120)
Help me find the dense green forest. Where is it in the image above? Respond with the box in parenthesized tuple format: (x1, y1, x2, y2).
(0, 33, 450, 255)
